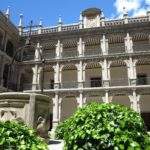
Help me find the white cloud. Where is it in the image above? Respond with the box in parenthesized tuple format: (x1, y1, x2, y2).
(145, 0, 150, 4)
(114, 0, 150, 18)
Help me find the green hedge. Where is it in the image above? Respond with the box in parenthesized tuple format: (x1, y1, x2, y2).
(0, 121, 47, 150)
(56, 103, 150, 150)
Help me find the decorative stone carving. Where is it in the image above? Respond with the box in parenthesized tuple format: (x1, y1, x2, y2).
(0, 92, 52, 138)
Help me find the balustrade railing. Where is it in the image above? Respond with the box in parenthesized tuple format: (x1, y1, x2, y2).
(61, 81, 78, 89)
(109, 44, 125, 54)
(84, 49, 102, 56)
(43, 52, 56, 59)
(22, 76, 150, 91)
(61, 50, 78, 58)
(110, 78, 128, 86)
(133, 43, 150, 52)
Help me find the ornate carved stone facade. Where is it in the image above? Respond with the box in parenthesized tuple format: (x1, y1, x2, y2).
(0, 7, 150, 132)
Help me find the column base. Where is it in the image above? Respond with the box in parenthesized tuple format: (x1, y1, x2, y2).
(54, 83, 60, 89)
(129, 79, 136, 86)
(50, 121, 59, 139)
(102, 80, 110, 87)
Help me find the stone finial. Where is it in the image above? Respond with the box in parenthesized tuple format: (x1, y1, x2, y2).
(79, 12, 83, 21)
(123, 6, 128, 17)
(39, 18, 43, 26)
(5, 6, 10, 19)
(101, 10, 105, 19)
(18, 14, 23, 27)
(58, 15, 62, 24)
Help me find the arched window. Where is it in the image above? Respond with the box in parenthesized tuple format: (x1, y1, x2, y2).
(6, 40, 14, 57)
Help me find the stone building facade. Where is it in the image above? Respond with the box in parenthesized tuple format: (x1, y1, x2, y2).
(0, 7, 150, 131)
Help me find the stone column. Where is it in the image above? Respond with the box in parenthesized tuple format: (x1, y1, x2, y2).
(129, 90, 140, 113)
(124, 33, 133, 53)
(77, 37, 85, 57)
(76, 92, 84, 108)
(18, 14, 23, 36)
(100, 59, 111, 87)
(79, 13, 83, 29)
(101, 35, 108, 55)
(124, 58, 137, 86)
(76, 61, 84, 88)
(102, 91, 113, 103)
(38, 19, 42, 34)
(55, 40, 63, 58)
(51, 93, 60, 138)
(53, 63, 61, 89)
(34, 43, 42, 61)
(32, 65, 42, 90)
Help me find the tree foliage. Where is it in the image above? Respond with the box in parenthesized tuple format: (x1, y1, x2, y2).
(0, 121, 47, 150)
(56, 103, 150, 150)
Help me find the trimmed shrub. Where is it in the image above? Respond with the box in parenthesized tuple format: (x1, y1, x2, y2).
(0, 121, 47, 150)
(56, 103, 149, 150)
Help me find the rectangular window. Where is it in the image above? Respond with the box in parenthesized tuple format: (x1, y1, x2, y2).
(137, 74, 147, 85)
(90, 77, 102, 87)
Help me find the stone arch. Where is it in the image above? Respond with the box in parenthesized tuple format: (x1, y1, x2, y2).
(110, 60, 128, 86)
(61, 64, 77, 88)
(60, 95, 78, 121)
(6, 40, 14, 57)
(85, 62, 102, 87)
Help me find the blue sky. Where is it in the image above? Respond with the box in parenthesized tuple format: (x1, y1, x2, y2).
(1, 0, 150, 27)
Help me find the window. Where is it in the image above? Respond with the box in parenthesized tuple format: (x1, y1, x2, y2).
(137, 74, 147, 85)
(90, 77, 102, 87)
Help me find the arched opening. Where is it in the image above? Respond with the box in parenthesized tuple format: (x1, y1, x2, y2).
(3, 64, 9, 88)
(112, 94, 130, 108)
(61, 64, 77, 88)
(60, 95, 77, 121)
(140, 95, 150, 130)
(110, 61, 128, 86)
(6, 40, 14, 57)
(85, 62, 102, 87)
(43, 66, 54, 89)
(136, 60, 150, 86)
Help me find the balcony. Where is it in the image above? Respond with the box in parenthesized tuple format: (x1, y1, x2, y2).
(21, 42, 150, 61)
